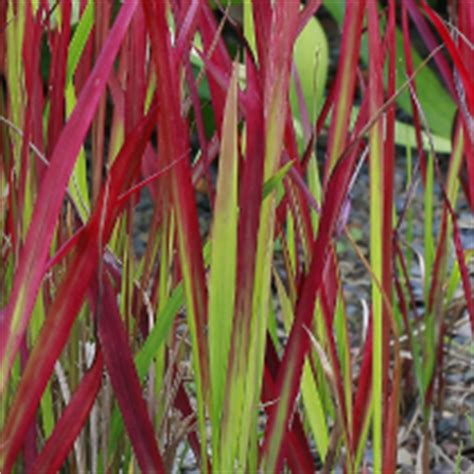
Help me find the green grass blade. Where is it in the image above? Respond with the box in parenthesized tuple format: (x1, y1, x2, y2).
(367, 2, 384, 470)
(208, 65, 239, 470)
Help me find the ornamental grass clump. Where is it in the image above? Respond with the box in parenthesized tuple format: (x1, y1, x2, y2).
(1, 0, 472, 472)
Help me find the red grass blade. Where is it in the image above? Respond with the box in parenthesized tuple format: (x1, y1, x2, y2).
(352, 319, 373, 448)
(197, 1, 232, 130)
(252, 0, 272, 68)
(96, 275, 164, 472)
(34, 350, 104, 473)
(19, 337, 37, 471)
(297, 0, 322, 36)
(447, 205, 474, 334)
(457, 0, 474, 208)
(404, 0, 456, 97)
(401, 1, 428, 179)
(45, 0, 71, 155)
(324, 0, 366, 181)
(175, 0, 201, 63)
(174, 383, 210, 471)
(420, 0, 474, 112)
(420, 0, 474, 208)
(233, 53, 264, 344)
(262, 337, 316, 472)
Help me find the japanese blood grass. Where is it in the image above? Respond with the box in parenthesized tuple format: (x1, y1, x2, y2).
(0, 0, 139, 395)
(1, 0, 473, 472)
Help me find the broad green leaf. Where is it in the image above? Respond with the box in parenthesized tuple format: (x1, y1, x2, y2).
(290, 16, 329, 123)
(323, 0, 456, 138)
